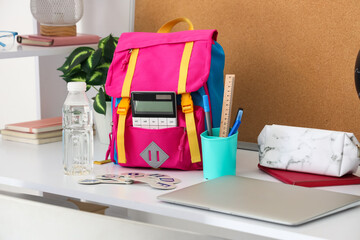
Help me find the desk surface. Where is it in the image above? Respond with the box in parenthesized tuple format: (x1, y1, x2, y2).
(1, 138, 360, 240)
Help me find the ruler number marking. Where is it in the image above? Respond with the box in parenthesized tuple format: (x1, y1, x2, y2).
(219, 74, 235, 137)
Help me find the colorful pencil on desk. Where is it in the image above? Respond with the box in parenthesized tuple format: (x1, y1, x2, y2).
(228, 108, 243, 137)
(203, 95, 213, 136)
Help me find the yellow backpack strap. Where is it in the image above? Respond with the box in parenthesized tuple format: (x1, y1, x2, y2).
(178, 38, 201, 163)
(178, 42, 194, 93)
(157, 17, 194, 33)
(117, 48, 139, 164)
(121, 49, 139, 97)
(116, 97, 130, 163)
(181, 93, 201, 163)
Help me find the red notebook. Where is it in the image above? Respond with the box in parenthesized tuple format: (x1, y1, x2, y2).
(4, 117, 62, 133)
(258, 164, 360, 187)
(17, 34, 100, 47)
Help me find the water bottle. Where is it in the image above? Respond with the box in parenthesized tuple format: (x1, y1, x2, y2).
(62, 82, 94, 175)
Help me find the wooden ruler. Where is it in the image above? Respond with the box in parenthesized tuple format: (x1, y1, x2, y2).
(219, 74, 235, 137)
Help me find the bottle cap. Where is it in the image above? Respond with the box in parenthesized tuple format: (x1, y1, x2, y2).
(67, 82, 86, 92)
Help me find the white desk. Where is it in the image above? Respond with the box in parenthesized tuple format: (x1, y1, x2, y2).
(1, 138, 360, 240)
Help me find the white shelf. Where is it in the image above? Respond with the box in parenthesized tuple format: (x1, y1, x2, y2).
(0, 43, 97, 59)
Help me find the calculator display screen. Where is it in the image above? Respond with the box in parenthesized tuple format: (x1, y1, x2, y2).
(133, 100, 173, 114)
(130, 92, 177, 118)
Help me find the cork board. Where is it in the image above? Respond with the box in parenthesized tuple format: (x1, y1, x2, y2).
(135, 0, 360, 143)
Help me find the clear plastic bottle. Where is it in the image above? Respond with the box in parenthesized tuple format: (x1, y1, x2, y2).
(62, 82, 94, 175)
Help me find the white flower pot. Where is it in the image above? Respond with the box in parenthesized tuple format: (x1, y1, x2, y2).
(93, 101, 112, 145)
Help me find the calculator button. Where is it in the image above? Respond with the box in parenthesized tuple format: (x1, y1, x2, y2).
(167, 118, 177, 126)
(149, 125, 159, 129)
(158, 118, 167, 126)
(158, 126, 168, 129)
(140, 118, 150, 125)
(150, 118, 159, 126)
(132, 117, 141, 126)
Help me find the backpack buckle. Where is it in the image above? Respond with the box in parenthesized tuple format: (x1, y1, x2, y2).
(181, 93, 193, 113)
(117, 97, 130, 115)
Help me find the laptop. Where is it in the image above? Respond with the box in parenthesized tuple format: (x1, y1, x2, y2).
(158, 175, 360, 226)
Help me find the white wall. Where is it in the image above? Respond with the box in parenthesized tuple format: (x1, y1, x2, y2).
(77, 0, 135, 37)
(0, 0, 38, 128)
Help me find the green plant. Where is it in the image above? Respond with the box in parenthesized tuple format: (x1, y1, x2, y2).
(58, 34, 118, 115)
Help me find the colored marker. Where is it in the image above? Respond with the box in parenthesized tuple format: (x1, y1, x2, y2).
(203, 95, 213, 136)
(228, 108, 243, 137)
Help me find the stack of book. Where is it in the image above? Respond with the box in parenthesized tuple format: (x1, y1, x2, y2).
(16, 34, 100, 47)
(1, 117, 62, 144)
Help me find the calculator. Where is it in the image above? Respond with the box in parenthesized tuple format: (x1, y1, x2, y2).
(130, 92, 177, 129)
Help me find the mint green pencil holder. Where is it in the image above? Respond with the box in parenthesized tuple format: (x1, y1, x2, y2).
(200, 128, 238, 180)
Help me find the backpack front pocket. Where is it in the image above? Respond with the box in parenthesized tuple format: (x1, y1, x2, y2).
(124, 126, 187, 169)
(113, 106, 204, 170)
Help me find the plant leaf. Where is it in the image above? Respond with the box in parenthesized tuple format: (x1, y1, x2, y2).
(104, 35, 117, 63)
(83, 48, 102, 73)
(93, 88, 106, 115)
(62, 64, 82, 78)
(98, 36, 109, 49)
(69, 52, 92, 69)
(86, 70, 106, 85)
(64, 72, 87, 83)
(57, 57, 72, 73)
(96, 62, 110, 70)
(67, 47, 94, 69)
(98, 35, 110, 53)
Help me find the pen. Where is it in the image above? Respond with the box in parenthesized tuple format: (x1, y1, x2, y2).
(203, 95, 213, 136)
(228, 108, 243, 137)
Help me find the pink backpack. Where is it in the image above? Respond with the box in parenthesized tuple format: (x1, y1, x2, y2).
(105, 18, 225, 170)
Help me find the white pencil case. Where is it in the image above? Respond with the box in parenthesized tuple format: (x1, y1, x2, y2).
(257, 125, 360, 177)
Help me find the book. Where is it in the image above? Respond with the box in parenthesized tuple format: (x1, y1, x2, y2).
(0, 129, 62, 139)
(1, 135, 62, 145)
(258, 164, 360, 187)
(5, 117, 62, 134)
(16, 34, 100, 47)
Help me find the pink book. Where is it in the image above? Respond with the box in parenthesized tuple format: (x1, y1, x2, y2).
(258, 164, 360, 187)
(5, 117, 62, 133)
(17, 34, 100, 47)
